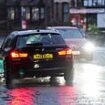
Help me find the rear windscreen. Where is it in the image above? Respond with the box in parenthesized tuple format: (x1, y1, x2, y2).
(56, 28, 83, 38)
(16, 33, 65, 48)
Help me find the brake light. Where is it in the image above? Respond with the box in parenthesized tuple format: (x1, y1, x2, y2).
(58, 48, 72, 56)
(10, 51, 28, 58)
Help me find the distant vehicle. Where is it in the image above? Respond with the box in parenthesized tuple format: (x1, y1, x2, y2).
(47, 26, 95, 60)
(78, 27, 86, 37)
(0, 29, 73, 88)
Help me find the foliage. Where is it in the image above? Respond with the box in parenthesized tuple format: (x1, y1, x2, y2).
(87, 24, 105, 46)
(88, 24, 99, 34)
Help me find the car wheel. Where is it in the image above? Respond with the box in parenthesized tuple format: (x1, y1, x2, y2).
(64, 68, 74, 85)
(4, 61, 15, 89)
(5, 72, 14, 89)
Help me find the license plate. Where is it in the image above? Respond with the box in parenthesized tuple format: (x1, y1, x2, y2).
(72, 51, 80, 55)
(33, 54, 53, 59)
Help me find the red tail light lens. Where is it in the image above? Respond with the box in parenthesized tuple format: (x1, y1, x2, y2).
(10, 51, 28, 58)
(58, 48, 72, 56)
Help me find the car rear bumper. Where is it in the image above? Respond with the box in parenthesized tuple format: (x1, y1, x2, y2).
(18, 67, 70, 77)
(10, 59, 73, 78)
(13, 65, 73, 78)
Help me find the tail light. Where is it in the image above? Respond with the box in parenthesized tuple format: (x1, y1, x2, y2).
(10, 50, 28, 58)
(58, 48, 72, 56)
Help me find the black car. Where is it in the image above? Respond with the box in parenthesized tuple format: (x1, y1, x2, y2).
(0, 29, 73, 88)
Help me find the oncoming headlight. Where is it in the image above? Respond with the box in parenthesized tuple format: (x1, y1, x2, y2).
(83, 42, 95, 52)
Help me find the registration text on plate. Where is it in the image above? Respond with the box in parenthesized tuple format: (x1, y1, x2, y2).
(33, 54, 53, 59)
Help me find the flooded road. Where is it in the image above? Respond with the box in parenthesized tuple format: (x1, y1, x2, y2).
(0, 47, 105, 105)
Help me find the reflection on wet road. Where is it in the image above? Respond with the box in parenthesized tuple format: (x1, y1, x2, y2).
(0, 47, 105, 105)
(5, 86, 76, 105)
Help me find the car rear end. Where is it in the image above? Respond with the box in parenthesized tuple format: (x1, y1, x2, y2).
(8, 31, 73, 78)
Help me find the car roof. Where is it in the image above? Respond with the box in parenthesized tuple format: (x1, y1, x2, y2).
(10, 29, 60, 37)
(47, 26, 79, 29)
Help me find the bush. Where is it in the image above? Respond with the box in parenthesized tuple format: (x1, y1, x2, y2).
(88, 24, 99, 34)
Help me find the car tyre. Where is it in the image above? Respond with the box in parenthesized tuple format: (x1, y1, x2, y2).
(64, 68, 74, 85)
(5, 72, 14, 89)
(4, 61, 15, 89)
